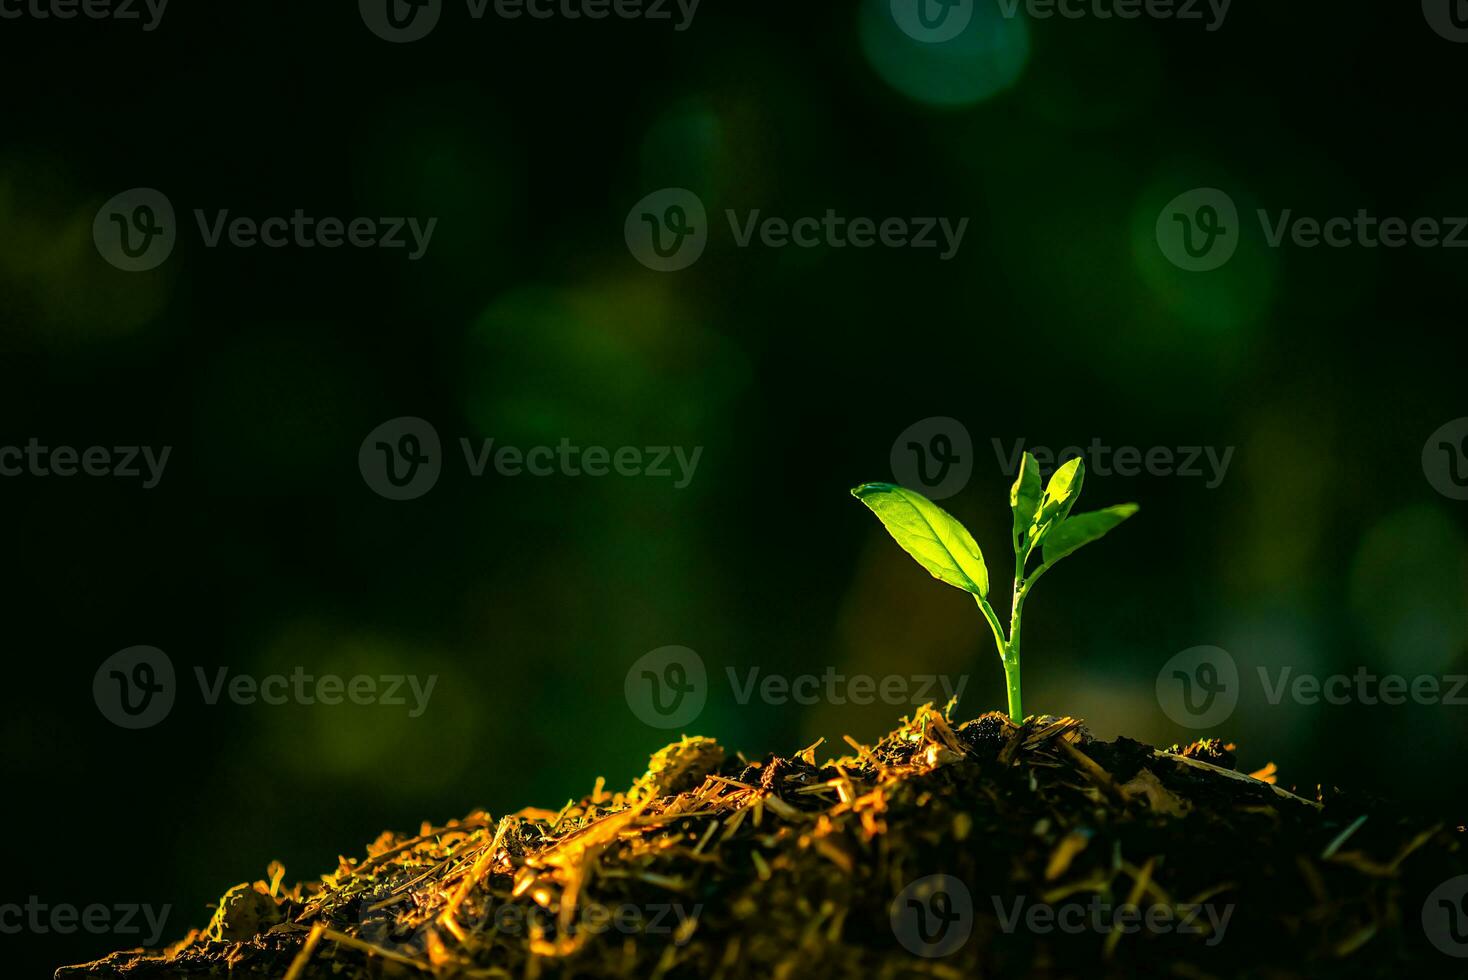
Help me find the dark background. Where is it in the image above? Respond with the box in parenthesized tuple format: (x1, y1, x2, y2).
(3, 2, 1467, 975)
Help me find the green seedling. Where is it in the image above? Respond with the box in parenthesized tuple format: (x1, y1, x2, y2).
(852, 454, 1137, 722)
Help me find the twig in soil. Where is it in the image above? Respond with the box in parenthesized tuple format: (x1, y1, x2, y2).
(282, 922, 327, 980)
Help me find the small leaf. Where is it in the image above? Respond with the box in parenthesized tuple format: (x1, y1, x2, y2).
(1038, 456, 1085, 526)
(852, 483, 989, 598)
(1009, 452, 1042, 552)
(1042, 504, 1139, 567)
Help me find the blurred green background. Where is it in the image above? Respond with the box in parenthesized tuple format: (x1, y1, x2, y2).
(3, 2, 1467, 974)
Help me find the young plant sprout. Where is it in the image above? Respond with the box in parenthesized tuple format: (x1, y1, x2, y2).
(853, 454, 1137, 722)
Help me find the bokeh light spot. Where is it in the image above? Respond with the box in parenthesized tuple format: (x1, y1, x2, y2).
(860, 0, 1030, 108)
(1350, 505, 1468, 675)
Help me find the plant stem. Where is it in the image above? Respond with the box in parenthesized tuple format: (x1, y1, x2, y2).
(1006, 549, 1028, 722)
(974, 594, 1019, 716)
(1003, 651, 1022, 721)
(981, 543, 1052, 722)
(975, 595, 1006, 661)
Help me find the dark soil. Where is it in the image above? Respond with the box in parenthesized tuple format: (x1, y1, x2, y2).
(58, 706, 1468, 978)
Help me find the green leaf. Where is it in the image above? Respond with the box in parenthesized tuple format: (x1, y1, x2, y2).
(1037, 457, 1085, 528)
(1009, 452, 1043, 552)
(852, 483, 989, 598)
(1041, 504, 1140, 567)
